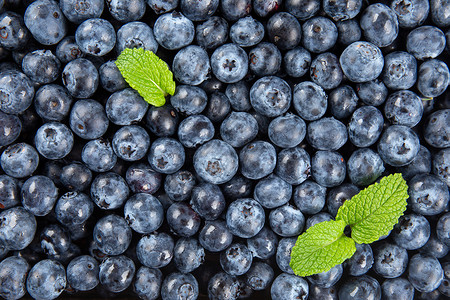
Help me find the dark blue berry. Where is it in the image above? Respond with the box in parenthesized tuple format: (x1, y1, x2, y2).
(172, 45, 210, 86)
(230, 16, 264, 47)
(94, 214, 131, 255)
(126, 163, 162, 194)
(195, 16, 228, 50)
(347, 148, 385, 186)
(34, 84, 73, 122)
(267, 12, 302, 50)
(99, 255, 135, 293)
(91, 172, 129, 210)
(392, 214, 430, 250)
(137, 233, 174, 268)
(250, 76, 291, 117)
(75, 18, 116, 56)
(240, 140, 277, 180)
(377, 125, 420, 167)
(302, 17, 338, 53)
(62, 58, 99, 98)
(211, 43, 248, 84)
(249, 42, 281, 76)
(154, 11, 194, 50)
(307, 117, 347, 151)
(124, 193, 163, 234)
(170, 85, 208, 115)
(26, 259, 66, 299)
(0, 207, 36, 251)
(360, 3, 399, 47)
(59, 0, 104, 23)
(293, 81, 327, 121)
(35, 122, 73, 159)
(312, 150, 346, 188)
(407, 253, 443, 292)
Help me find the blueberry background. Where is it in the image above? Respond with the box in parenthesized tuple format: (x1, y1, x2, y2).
(0, 0, 450, 299)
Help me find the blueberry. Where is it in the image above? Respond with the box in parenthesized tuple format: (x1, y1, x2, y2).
(398, 145, 431, 181)
(240, 140, 276, 180)
(221, 175, 253, 200)
(35, 122, 73, 159)
(267, 12, 302, 50)
(124, 193, 163, 234)
(62, 58, 99, 98)
(392, 214, 430, 250)
(106, 88, 148, 125)
(82, 138, 117, 172)
(166, 202, 201, 237)
(310, 52, 343, 90)
(408, 174, 449, 215)
(307, 264, 343, 288)
(245, 262, 274, 291)
(22, 49, 61, 84)
(211, 43, 248, 84)
(0, 70, 34, 114)
(137, 233, 174, 268)
(107, 0, 146, 22)
(345, 243, 374, 276)
(407, 253, 443, 292)
(40, 224, 71, 259)
(134, 267, 162, 300)
(268, 113, 306, 148)
(162, 272, 199, 300)
(173, 45, 210, 86)
(336, 19, 362, 45)
(253, 0, 282, 17)
(250, 76, 291, 117)
(360, 3, 399, 47)
(276, 146, 311, 186)
(347, 148, 385, 187)
(116, 21, 158, 54)
(302, 17, 338, 53)
(220, 243, 252, 276)
(424, 109, 450, 148)
(164, 170, 196, 201)
(312, 150, 346, 188)
(0, 12, 30, 50)
(220, 111, 257, 148)
(271, 273, 309, 300)
(270, 204, 305, 237)
(431, 0, 450, 27)
(432, 148, 450, 187)
(125, 163, 162, 194)
(0, 111, 21, 147)
(293, 180, 326, 215)
(328, 85, 358, 119)
(67, 255, 99, 292)
(285, 0, 320, 20)
(417, 59, 450, 98)
(1, 143, 39, 178)
(420, 234, 449, 259)
(225, 81, 252, 111)
(55, 192, 93, 226)
(283, 47, 311, 78)
(356, 79, 388, 106)
(112, 125, 150, 161)
(173, 238, 205, 273)
(230, 16, 264, 47)
(59, 0, 104, 23)
(190, 183, 225, 220)
(338, 275, 381, 300)
(220, 0, 251, 21)
(226, 198, 265, 238)
(323, 0, 362, 21)
(438, 262, 450, 297)
(94, 214, 131, 256)
(205, 92, 231, 123)
(99, 60, 128, 93)
(91, 172, 129, 210)
(145, 104, 179, 137)
(254, 174, 292, 209)
(0, 256, 29, 299)
(194, 139, 238, 184)
(381, 277, 414, 300)
(75, 18, 116, 56)
(378, 125, 421, 167)
(21, 175, 58, 217)
(373, 242, 408, 278)
(407, 26, 445, 60)
(247, 226, 278, 259)
(207, 272, 239, 300)
(177, 114, 215, 148)
(249, 42, 281, 76)
(292, 81, 327, 121)
(276, 237, 296, 274)
(99, 255, 135, 293)
(348, 106, 384, 148)
(384, 90, 423, 127)
(0, 207, 36, 250)
(153, 11, 194, 50)
(382, 51, 417, 90)
(170, 85, 208, 115)
(0, 175, 20, 209)
(34, 84, 73, 122)
(309, 284, 338, 300)
(326, 183, 360, 216)
(148, 0, 178, 14)
(195, 16, 228, 51)
(148, 137, 185, 174)
(24, 0, 67, 45)
(339, 41, 384, 83)
(180, 0, 218, 21)
(199, 220, 233, 252)
(26, 259, 66, 300)
(307, 117, 348, 151)
(391, 0, 429, 28)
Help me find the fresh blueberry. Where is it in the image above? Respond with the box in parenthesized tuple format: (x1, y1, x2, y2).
(424, 109, 450, 148)
(35, 122, 73, 159)
(225, 81, 252, 111)
(220, 0, 251, 21)
(195, 16, 228, 51)
(285, 0, 320, 20)
(180, 0, 218, 21)
(94, 215, 132, 256)
(347, 148, 385, 187)
(99, 255, 135, 293)
(173, 237, 205, 273)
(0, 256, 29, 299)
(382, 51, 417, 90)
(348, 106, 384, 147)
(271, 273, 309, 300)
(21, 175, 58, 217)
(408, 173, 449, 215)
(0, 207, 36, 251)
(148, 0, 178, 14)
(199, 220, 233, 252)
(431, 0, 450, 27)
(178, 114, 215, 148)
(391, 0, 429, 28)
(407, 26, 445, 60)
(90, 172, 129, 210)
(392, 214, 430, 250)
(59, 0, 104, 23)
(220, 111, 257, 148)
(398, 145, 431, 181)
(116, 21, 158, 54)
(338, 275, 381, 300)
(62, 58, 99, 98)
(137, 233, 174, 268)
(1, 143, 39, 179)
(164, 170, 195, 201)
(126, 163, 162, 194)
(373, 242, 408, 278)
(438, 262, 450, 297)
(26, 259, 66, 300)
(124, 193, 163, 234)
(34, 84, 73, 122)
(345, 243, 374, 276)
(360, 3, 399, 47)
(328, 85, 358, 119)
(0, 175, 20, 209)
(0, 70, 34, 114)
(211, 43, 248, 84)
(267, 12, 302, 50)
(112, 125, 150, 161)
(40, 224, 71, 259)
(107, 0, 146, 22)
(310, 52, 343, 90)
(166, 202, 201, 237)
(384, 90, 423, 127)
(220, 175, 253, 201)
(170, 85, 208, 115)
(407, 253, 443, 292)
(339, 41, 384, 83)
(82, 138, 117, 172)
(326, 183, 360, 216)
(292, 81, 327, 121)
(276, 237, 296, 274)
(356, 79, 388, 106)
(173, 45, 210, 86)
(161, 272, 199, 300)
(0, 12, 30, 50)
(270, 204, 305, 237)
(283, 47, 311, 78)
(226, 198, 265, 238)
(75, 18, 116, 56)
(249, 42, 281, 76)
(420, 234, 449, 259)
(377, 125, 420, 167)
(312, 150, 346, 188)
(24, 0, 67, 45)
(55, 192, 93, 226)
(148, 137, 185, 174)
(67, 255, 99, 292)
(153, 11, 194, 50)
(220, 243, 253, 276)
(145, 104, 179, 137)
(245, 262, 274, 291)
(0, 111, 21, 147)
(106, 88, 148, 125)
(417, 59, 450, 98)
(307, 117, 347, 151)
(309, 284, 338, 300)
(133, 267, 162, 300)
(381, 277, 414, 300)
(240, 140, 276, 180)
(302, 17, 338, 53)
(293, 180, 326, 215)
(99, 60, 128, 93)
(254, 174, 292, 209)
(268, 113, 305, 148)
(230, 16, 264, 47)
(336, 19, 362, 45)
(207, 272, 239, 300)
(250, 76, 291, 117)
(190, 183, 225, 220)
(247, 226, 278, 259)
(307, 264, 343, 288)
(22, 49, 61, 84)
(323, 0, 362, 21)
(205, 92, 231, 123)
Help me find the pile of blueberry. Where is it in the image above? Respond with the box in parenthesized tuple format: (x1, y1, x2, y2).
(0, 0, 450, 299)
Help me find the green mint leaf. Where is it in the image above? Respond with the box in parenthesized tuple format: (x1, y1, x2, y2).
(336, 173, 409, 244)
(115, 48, 176, 107)
(290, 220, 356, 277)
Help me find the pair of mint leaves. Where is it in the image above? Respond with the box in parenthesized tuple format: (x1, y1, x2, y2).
(115, 48, 176, 107)
(290, 173, 409, 277)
